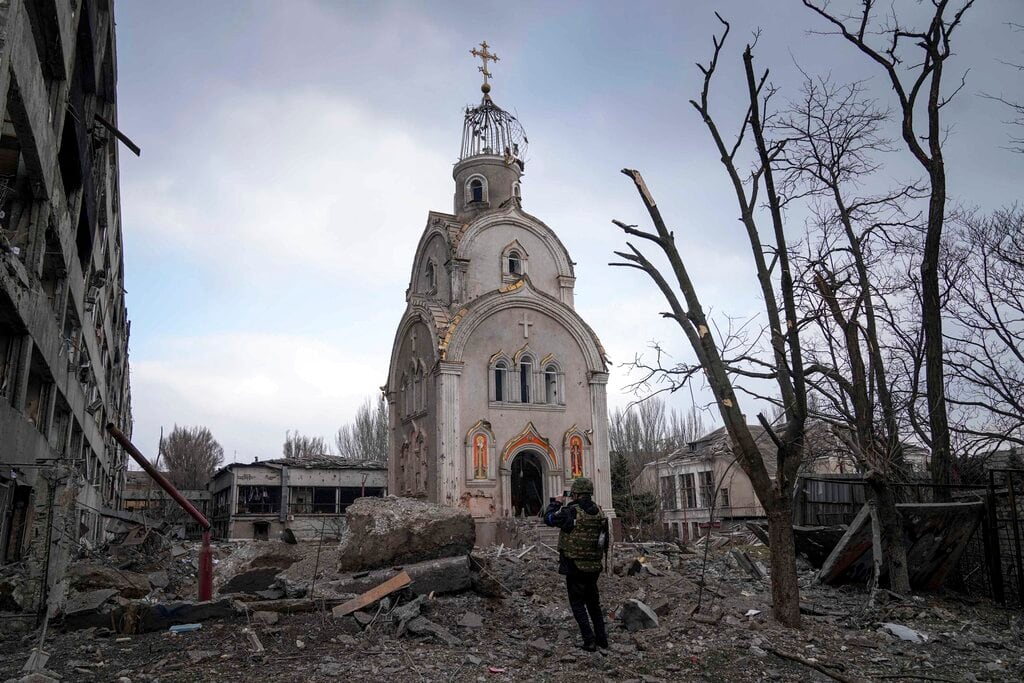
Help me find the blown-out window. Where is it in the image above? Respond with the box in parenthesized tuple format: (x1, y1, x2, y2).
(544, 365, 558, 404)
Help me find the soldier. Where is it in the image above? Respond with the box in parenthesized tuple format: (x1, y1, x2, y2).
(544, 477, 610, 651)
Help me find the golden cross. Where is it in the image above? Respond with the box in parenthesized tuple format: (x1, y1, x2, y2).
(470, 41, 500, 92)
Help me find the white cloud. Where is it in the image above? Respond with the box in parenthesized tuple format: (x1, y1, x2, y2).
(131, 332, 382, 459)
(123, 88, 452, 286)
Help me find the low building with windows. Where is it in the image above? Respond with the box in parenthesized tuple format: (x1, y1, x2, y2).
(209, 456, 387, 541)
(635, 424, 855, 542)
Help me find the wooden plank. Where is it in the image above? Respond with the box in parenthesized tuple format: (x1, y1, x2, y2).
(331, 571, 411, 617)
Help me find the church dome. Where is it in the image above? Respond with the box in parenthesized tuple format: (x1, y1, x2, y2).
(459, 95, 528, 170)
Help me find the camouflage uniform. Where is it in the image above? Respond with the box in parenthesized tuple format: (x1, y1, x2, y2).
(544, 477, 609, 651)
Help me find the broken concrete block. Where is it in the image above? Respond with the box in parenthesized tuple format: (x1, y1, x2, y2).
(406, 555, 472, 595)
(253, 611, 279, 626)
(337, 497, 475, 571)
(352, 611, 374, 628)
(648, 598, 673, 617)
(60, 589, 120, 630)
(147, 571, 169, 589)
(882, 623, 928, 643)
(326, 556, 472, 598)
(458, 611, 483, 628)
(219, 568, 281, 595)
(528, 637, 553, 654)
(66, 564, 150, 599)
(619, 599, 659, 631)
(405, 615, 458, 647)
(9, 673, 60, 683)
(730, 549, 765, 580)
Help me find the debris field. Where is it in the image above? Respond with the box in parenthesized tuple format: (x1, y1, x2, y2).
(1, 497, 1022, 682)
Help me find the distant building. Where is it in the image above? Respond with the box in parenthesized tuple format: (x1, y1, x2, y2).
(635, 424, 855, 541)
(0, 0, 133, 609)
(209, 456, 387, 541)
(121, 470, 210, 536)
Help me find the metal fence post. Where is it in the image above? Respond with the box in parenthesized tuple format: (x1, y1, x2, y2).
(985, 470, 1005, 604)
(1006, 471, 1024, 604)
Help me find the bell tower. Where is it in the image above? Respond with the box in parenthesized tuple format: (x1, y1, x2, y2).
(454, 42, 528, 218)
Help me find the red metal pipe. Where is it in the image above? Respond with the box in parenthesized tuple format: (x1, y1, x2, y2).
(106, 423, 213, 601)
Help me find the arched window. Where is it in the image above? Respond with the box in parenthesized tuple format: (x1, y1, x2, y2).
(424, 261, 436, 292)
(513, 182, 521, 199)
(413, 367, 422, 412)
(544, 365, 558, 404)
(507, 251, 521, 275)
(399, 374, 408, 416)
(470, 179, 484, 203)
(520, 357, 532, 403)
(494, 360, 507, 402)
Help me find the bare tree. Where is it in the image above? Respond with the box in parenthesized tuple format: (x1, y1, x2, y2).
(336, 396, 389, 462)
(803, 0, 977, 493)
(982, 22, 1024, 153)
(612, 18, 809, 626)
(776, 74, 915, 593)
(666, 404, 710, 451)
(160, 425, 224, 489)
(945, 208, 1024, 453)
(283, 430, 331, 459)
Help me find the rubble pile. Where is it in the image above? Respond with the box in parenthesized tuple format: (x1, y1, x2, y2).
(1, 504, 1022, 681)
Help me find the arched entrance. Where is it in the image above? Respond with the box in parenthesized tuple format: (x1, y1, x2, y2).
(510, 450, 545, 517)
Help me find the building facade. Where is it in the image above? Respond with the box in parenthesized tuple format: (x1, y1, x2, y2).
(636, 424, 856, 541)
(209, 456, 387, 541)
(0, 0, 132, 601)
(122, 470, 209, 537)
(386, 50, 613, 543)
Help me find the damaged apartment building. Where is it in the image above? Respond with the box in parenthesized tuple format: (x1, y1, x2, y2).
(210, 456, 387, 542)
(0, 0, 133, 610)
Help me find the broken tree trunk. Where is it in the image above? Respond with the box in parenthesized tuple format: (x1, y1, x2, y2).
(767, 504, 801, 627)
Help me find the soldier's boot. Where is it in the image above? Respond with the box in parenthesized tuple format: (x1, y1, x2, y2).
(571, 603, 597, 651)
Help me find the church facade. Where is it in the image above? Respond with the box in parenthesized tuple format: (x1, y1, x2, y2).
(386, 47, 612, 541)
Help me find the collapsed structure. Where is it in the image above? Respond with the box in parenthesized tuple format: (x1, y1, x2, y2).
(209, 456, 387, 541)
(386, 43, 613, 543)
(0, 0, 132, 611)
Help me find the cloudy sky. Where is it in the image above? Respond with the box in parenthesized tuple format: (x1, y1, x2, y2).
(113, 1, 1022, 461)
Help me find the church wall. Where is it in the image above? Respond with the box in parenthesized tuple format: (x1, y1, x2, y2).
(411, 233, 452, 304)
(457, 306, 596, 514)
(463, 225, 562, 301)
(387, 320, 438, 501)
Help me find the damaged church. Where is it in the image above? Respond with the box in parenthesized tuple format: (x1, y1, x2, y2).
(386, 43, 613, 544)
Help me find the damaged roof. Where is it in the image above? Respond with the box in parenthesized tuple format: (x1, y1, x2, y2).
(213, 455, 387, 479)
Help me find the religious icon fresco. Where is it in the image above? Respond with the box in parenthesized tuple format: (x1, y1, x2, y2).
(473, 433, 488, 479)
(569, 434, 584, 478)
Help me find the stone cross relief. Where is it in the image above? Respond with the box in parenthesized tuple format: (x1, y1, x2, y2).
(518, 312, 533, 339)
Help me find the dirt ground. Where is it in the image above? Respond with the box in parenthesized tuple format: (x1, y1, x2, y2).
(2, 538, 1023, 682)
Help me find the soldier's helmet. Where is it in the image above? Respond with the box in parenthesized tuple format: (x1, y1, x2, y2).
(570, 477, 594, 495)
